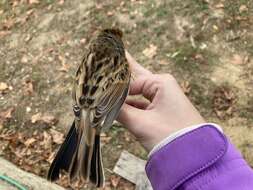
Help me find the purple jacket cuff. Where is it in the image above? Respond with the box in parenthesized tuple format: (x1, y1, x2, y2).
(145, 125, 228, 190)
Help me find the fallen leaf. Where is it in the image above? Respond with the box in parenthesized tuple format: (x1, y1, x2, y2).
(80, 38, 86, 44)
(215, 3, 224, 8)
(107, 11, 114, 16)
(142, 44, 157, 58)
(213, 25, 219, 31)
(59, 64, 68, 72)
(28, 0, 40, 4)
(2, 19, 15, 30)
(24, 80, 34, 95)
(50, 129, 64, 144)
(213, 86, 236, 119)
(181, 81, 191, 94)
(0, 107, 14, 119)
(41, 115, 58, 125)
(239, 5, 248, 13)
(0, 124, 3, 130)
(31, 113, 42, 123)
(21, 55, 29, 63)
(231, 54, 244, 65)
(58, 0, 64, 5)
(0, 82, 8, 92)
(24, 138, 36, 147)
(0, 30, 11, 38)
(47, 152, 56, 163)
(110, 175, 120, 188)
(42, 131, 52, 148)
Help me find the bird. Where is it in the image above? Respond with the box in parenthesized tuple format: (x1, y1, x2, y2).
(47, 28, 130, 187)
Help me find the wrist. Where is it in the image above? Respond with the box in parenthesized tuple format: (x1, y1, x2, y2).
(148, 123, 223, 157)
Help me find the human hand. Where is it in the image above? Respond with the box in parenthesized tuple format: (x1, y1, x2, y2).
(117, 51, 205, 151)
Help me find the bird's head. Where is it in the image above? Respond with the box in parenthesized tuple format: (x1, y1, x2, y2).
(101, 28, 123, 39)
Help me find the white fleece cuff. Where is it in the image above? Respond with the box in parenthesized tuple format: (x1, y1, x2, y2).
(148, 123, 223, 158)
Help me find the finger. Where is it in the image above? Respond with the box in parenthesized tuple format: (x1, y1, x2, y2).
(129, 76, 156, 101)
(125, 50, 152, 76)
(125, 98, 150, 110)
(117, 103, 146, 133)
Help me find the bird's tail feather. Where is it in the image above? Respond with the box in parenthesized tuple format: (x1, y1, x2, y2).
(78, 111, 104, 187)
(47, 111, 104, 188)
(47, 120, 78, 181)
(90, 134, 104, 187)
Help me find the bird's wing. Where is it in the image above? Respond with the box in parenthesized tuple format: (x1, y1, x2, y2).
(92, 80, 129, 128)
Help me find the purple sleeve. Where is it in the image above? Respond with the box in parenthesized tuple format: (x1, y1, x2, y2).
(145, 124, 253, 190)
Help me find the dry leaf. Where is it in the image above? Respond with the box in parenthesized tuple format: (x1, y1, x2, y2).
(50, 129, 64, 144)
(41, 131, 52, 149)
(142, 44, 157, 58)
(21, 56, 29, 63)
(29, 0, 40, 4)
(80, 38, 86, 44)
(181, 81, 191, 94)
(0, 124, 3, 130)
(0, 30, 11, 38)
(213, 25, 219, 31)
(2, 19, 15, 30)
(58, 0, 64, 5)
(59, 64, 68, 72)
(213, 86, 236, 119)
(31, 113, 42, 123)
(24, 80, 34, 95)
(239, 5, 248, 13)
(0, 107, 14, 119)
(0, 82, 8, 91)
(107, 11, 114, 16)
(24, 138, 36, 147)
(47, 152, 56, 163)
(42, 115, 58, 125)
(231, 54, 244, 65)
(215, 3, 224, 8)
(110, 175, 120, 188)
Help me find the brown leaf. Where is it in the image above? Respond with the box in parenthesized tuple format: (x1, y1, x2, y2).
(215, 3, 224, 8)
(0, 124, 3, 131)
(0, 107, 14, 119)
(213, 86, 236, 119)
(47, 151, 56, 163)
(110, 175, 120, 188)
(231, 54, 244, 65)
(107, 11, 114, 16)
(239, 5, 248, 13)
(42, 131, 52, 148)
(29, 0, 40, 4)
(142, 44, 157, 58)
(24, 138, 36, 147)
(2, 19, 15, 30)
(41, 115, 58, 125)
(0, 30, 11, 38)
(0, 82, 8, 92)
(58, 0, 64, 5)
(31, 113, 42, 123)
(21, 55, 29, 63)
(80, 38, 86, 44)
(181, 81, 191, 94)
(31, 113, 58, 125)
(24, 80, 34, 95)
(50, 129, 64, 144)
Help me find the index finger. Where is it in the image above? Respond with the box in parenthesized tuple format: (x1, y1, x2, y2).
(125, 50, 152, 77)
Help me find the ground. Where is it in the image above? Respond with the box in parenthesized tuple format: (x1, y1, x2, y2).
(0, 0, 252, 189)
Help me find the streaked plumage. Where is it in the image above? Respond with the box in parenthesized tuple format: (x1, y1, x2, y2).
(47, 28, 130, 187)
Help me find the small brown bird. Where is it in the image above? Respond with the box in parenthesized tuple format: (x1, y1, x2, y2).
(47, 28, 130, 187)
